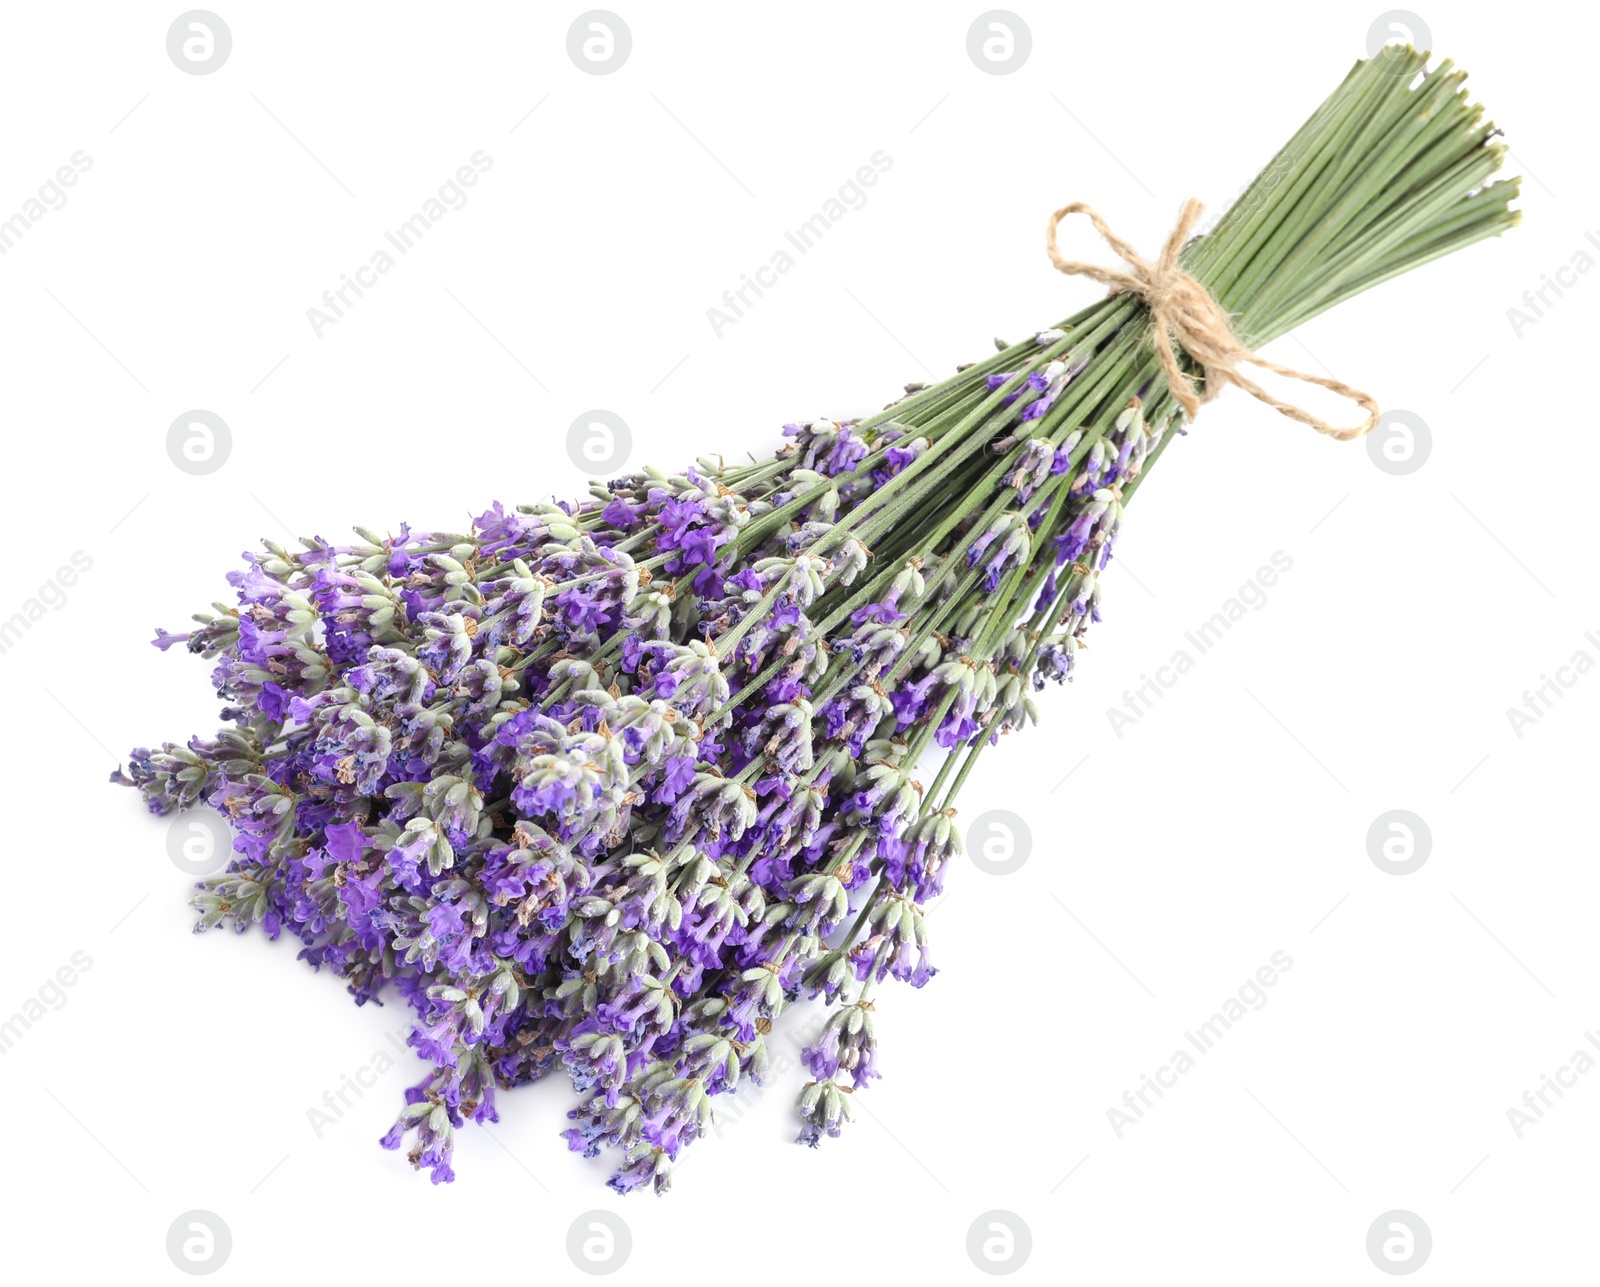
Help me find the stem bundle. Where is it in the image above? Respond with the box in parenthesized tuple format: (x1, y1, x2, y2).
(118, 48, 1516, 1191)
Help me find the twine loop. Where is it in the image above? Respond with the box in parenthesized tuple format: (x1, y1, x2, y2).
(1045, 200, 1379, 440)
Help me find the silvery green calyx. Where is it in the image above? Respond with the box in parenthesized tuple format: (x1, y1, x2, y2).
(117, 48, 1516, 1191)
(796, 1077, 855, 1147)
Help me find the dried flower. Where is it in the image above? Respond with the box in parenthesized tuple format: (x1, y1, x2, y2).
(117, 48, 1516, 1191)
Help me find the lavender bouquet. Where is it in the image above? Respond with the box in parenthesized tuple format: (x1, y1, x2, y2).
(119, 48, 1517, 1192)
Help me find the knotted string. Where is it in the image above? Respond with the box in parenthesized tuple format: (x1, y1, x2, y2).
(1045, 199, 1380, 441)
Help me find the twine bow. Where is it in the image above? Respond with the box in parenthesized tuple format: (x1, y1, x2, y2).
(1045, 200, 1380, 441)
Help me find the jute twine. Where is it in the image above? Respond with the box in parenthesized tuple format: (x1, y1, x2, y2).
(1045, 199, 1380, 441)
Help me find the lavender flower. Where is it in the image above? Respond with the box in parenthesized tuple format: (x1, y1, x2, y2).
(118, 46, 1520, 1192)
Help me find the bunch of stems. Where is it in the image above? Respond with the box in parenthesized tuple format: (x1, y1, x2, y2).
(119, 48, 1516, 1191)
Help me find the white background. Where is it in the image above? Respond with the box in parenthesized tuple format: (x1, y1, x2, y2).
(0, 1, 1592, 1281)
